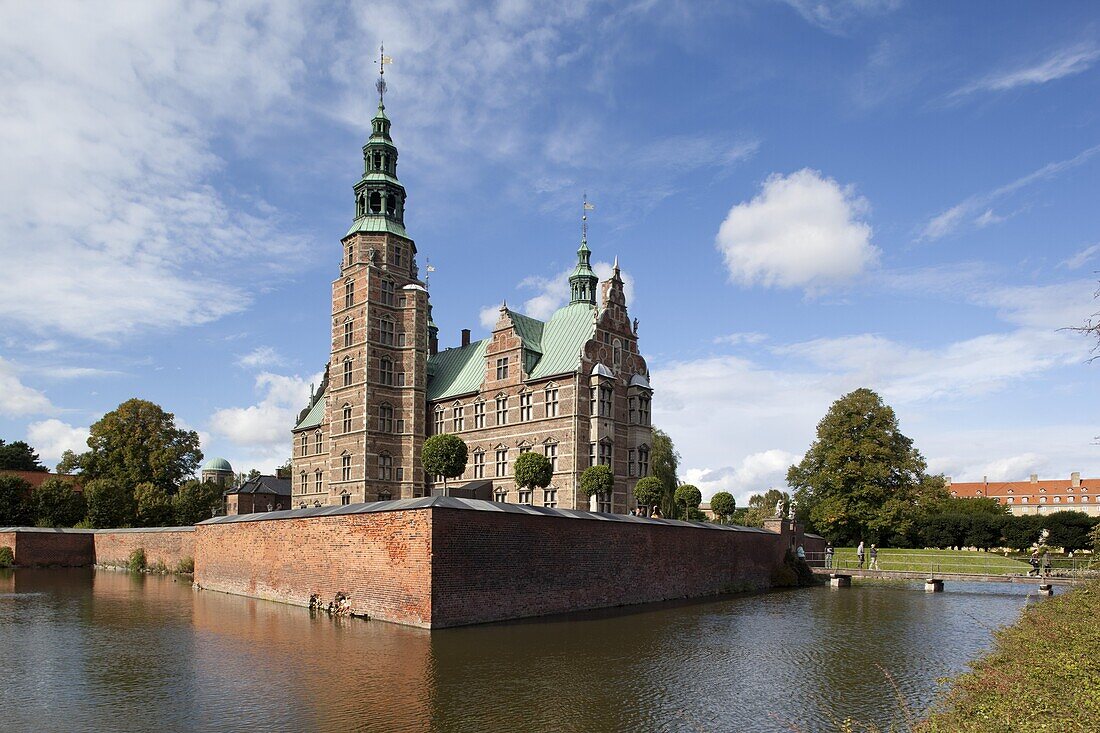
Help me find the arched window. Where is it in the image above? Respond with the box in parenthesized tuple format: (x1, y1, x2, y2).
(369, 192, 382, 214)
(340, 452, 351, 481)
(313, 431, 321, 454)
(379, 357, 394, 386)
(299, 472, 307, 494)
(386, 193, 396, 216)
(378, 403, 394, 433)
(342, 404, 352, 434)
(433, 406, 445, 435)
(613, 338, 622, 368)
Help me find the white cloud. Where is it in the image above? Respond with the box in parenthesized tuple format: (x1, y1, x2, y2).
(1061, 243, 1100, 270)
(716, 169, 878, 290)
(236, 346, 289, 370)
(208, 371, 319, 464)
(26, 419, 90, 466)
(952, 43, 1100, 98)
(684, 449, 802, 505)
(478, 260, 635, 331)
(0, 2, 312, 340)
(919, 144, 1100, 241)
(714, 332, 769, 346)
(780, 0, 901, 34)
(0, 356, 53, 417)
(974, 208, 1004, 228)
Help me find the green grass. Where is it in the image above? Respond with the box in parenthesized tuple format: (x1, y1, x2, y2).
(826, 548, 1032, 575)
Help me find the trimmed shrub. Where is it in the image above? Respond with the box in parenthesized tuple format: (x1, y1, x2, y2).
(579, 465, 613, 497)
(709, 491, 736, 523)
(633, 476, 663, 510)
(0, 546, 13, 567)
(513, 452, 553, 492)
(128, 547, 147, 572)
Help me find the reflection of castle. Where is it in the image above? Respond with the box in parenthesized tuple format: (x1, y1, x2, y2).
(290, 82, 653, 512)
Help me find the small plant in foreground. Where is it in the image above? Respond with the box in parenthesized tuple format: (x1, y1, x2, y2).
(176, 556, 194, 574)
(128, 547, 147, 572)
(0, 546, 13, 567)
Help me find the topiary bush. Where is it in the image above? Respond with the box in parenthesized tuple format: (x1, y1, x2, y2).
(633, 476, 663, 512)
(580, 465, 613, 497)
(128, 547, 147, 573)
(0, 546, 14, 567)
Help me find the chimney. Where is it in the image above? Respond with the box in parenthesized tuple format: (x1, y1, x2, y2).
(1071, 471, 1081, 487)
(945, 476, 952, 488)
(1030, 473, 1038, 484)
(461, 328, 471, 347)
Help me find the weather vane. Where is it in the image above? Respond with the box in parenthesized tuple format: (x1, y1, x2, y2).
(425, 258, 436, 289)
(582, 192, 595, 244)
(374, 43, 393, 103)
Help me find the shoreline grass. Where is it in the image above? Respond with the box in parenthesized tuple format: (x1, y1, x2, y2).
(826, 548, 1031, 575)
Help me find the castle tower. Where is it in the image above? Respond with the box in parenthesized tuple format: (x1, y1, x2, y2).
(569, 202, 598, 305)
(323, 60, 431, 503)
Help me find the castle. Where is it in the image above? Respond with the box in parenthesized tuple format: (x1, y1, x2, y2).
(290, 82, 653, 512)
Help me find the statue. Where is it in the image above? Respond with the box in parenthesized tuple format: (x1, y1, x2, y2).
(775, 499, 784, 518)
(633, 317, 639, 334)
(788, 498, 797, 520)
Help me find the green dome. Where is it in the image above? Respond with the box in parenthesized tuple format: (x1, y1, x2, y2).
(202, 457, 233, 473)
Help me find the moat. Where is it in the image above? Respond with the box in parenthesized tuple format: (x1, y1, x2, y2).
(0, 569, 1053, 733)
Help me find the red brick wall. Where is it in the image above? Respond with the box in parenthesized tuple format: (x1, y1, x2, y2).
(93, 528, 195, 569)
(430, 510, 788, 627)
(0, 529, 95, 566)
(193, 511, 433, 627)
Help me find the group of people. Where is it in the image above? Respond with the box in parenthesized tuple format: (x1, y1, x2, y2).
(1027, 550, 1053, 577)
(629, 507, 662, 518)
(821, 542, 879, 569)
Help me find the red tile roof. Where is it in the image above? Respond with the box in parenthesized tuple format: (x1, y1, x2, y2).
(0, 470, 81, 492)
(949, 475, 1095, 508)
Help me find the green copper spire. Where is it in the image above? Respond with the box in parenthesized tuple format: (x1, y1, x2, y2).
(347, 44, 409, 239)
(569, 195, 598, 305)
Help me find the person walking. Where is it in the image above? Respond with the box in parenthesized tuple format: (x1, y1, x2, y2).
(857, 541, 865, 569)
(1028, 551, 1040, 577)
(869, 544, 879, 570)
(1042, 551, 1052, 577)
(824, 544, 834, 569)
(796, 544, 806, 561)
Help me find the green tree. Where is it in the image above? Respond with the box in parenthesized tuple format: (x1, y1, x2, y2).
(650, 427, 680, 518)
(742, 489, 790, 528)
(1001, 514, 1043, 552)
(709, 491, 736, 524)
(674, 484, 702, 520)
(514, 452, 553, 494)
(964, 514, 1006, 551)
(421, 434, 468, 493)
(580, 464, 613, 502)
(31, 477, 85, 527)
(173, 479, 224, 525)
(787, 388, 931, 545)
(0, 439, 47, 471)
(83, 478, 135, 528)
(0, 474, 33, 526)
(632, 476, 663, 514)
(61, 399, 202, 493)
(1041, 511, 1097, 552)
(134, 482, 174, 527)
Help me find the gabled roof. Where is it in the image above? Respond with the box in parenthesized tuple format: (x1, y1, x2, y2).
(294, 396, 326, 431)
(226, 475, 291, 497)
(426, 302, 597, 401)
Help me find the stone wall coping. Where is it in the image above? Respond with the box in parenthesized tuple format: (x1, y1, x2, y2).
(197, 496, 777, 534)
(0, 526, 195, 534)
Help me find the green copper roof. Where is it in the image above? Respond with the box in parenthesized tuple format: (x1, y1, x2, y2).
(294, 396, 326, 431)
(358, 172, 403, 185)
(426, 302, 597, 401)
(345, 216, 410, 239)
(428, 339, 488, 401)
(202, 457, 233, 472)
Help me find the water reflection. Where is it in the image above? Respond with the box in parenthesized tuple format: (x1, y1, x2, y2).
(0, 570, 1045, 733)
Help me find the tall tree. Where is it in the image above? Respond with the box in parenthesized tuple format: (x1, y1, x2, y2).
(31, 477, 85, 527)
(83, 478, 135, 528)
(649, 427, 680, 518)
(421, 434, 468, 494)
(0, 439, 47, 471)
(742, 489, 789, 528)
(134, 482, 175, 527)
(787, 388, 930, 545)
(61, 399, 202, 493)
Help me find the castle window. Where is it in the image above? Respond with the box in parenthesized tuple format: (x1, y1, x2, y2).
(386, 194, 396, 216)
(519, 444, 531, 454)
(613, 339, 622, 368)
(369, 192, 382, 214)
(344, 320, 353, 348)
(639, 446, 650, 477)
(373, 152, 382, 170)
(474, 400, 485, 428)
(396, 418, 404, 434)
(356, 195, 365, 218)
(496, 395, 508, 425)
(315, 470, 322, 493)
(395, 468, 404, 481)
(599, 441, 613, 467)
(589, 387, 596, 416)
(346, 243, 354, 266)
(342, 405, 352, 434)
(598, 492, 612, 514)
(545, 386, 559, 417)
(398, 332, 406, 347)
(345, 280, 354, 308)
(599, 385, 613, 417)
(589, 442, 596, 468)
(378, 404, 394, 433)
(628, 449, 636, 477)
(519, 392, 532, 421)
(495, 489, 508, 503)
(314, 431, 322, 454)
(452, 404, 465, 432)
(518, 490, 532, 505)
(300, 433, 308, 456)
(381, 279, 395, 306)
(496, 357, 509, 380)
(343, 358, 353, 386)
(473, 450, 485, 479)
(379, 357, 394, 386)
(434, 407, 445, 435)
(397, 372, 406, 387)
(378, 454, 393, 481)
(341, 492, 350, 506)
(393, 246, 403, 268)
(639, 395, 651, 425)
(629, 397, 637, 424)
(299, 472, 307, 494)
(544, 443, 557, 472)
(543, 487, 557, 509)
(341, 453, 351, 482)
(496, 448, 508, 477)
(378, 318, 395, 345)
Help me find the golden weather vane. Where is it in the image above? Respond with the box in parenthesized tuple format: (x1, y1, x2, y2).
(374, 43, 394, 103)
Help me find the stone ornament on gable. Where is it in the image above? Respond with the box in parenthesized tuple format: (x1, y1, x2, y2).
(775, 499, 784, 518)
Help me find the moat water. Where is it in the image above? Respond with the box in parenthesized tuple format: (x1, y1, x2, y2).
(0, 568, 1052, 732)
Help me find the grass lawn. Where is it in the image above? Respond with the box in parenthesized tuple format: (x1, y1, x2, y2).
(826, 547, 1032, 575)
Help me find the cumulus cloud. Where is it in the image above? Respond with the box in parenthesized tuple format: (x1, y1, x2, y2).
(684, 449, 802, 505)
(478, 261, 634, 331)
(951, 43, 1100, 98)
(715, 169, 878, 291)
(208, 371, 319, 465)
(0, 356, 53, 417)
(236, 346, 289, 370)
(26, 419, 90, 466)
(0, 2, 311, 340)
(713, 332, 768, 346)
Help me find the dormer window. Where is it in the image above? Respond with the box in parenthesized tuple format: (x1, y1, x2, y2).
(496, 357, 509, 380)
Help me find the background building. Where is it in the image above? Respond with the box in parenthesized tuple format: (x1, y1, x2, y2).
(224, 474, 292, 515)
(200, 457, 234, 488)
(947, 472, 1098, 517)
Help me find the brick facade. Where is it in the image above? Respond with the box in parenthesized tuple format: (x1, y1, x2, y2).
(0, 527, 193, 568)
(93, 528, 195, 569)
(0, 528, 94, 566)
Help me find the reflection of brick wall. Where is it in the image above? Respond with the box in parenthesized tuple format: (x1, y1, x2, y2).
(0, 529, 94, 566)
(93, 528, 195, 569)
(194, 511, 433, 627)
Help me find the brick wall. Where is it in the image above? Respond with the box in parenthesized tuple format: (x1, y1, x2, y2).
(0, 528, 95, 566)
(93, 528, 195, 569)
(194, 511, 433, 627)
(430, 509, 787, 627)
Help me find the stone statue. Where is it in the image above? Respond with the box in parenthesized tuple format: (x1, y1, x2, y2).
(788, 498, 797, 520)
(775, 499, 784, 518)
(633, 318, 639, 334)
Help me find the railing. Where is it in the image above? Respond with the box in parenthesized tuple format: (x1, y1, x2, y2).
(803, 550, 1100, 579)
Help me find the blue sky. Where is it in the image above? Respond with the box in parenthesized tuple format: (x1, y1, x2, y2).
(1, 1, 1098, 504)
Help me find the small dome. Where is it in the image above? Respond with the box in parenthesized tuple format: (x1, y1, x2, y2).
(202, 457, 233, 473)
(592, 363, 614, 378)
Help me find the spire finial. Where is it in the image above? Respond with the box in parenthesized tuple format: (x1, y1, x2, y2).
(581, 193, 595, 245)
(613, 255, 619, 271)
(375, 43, 393, 107)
